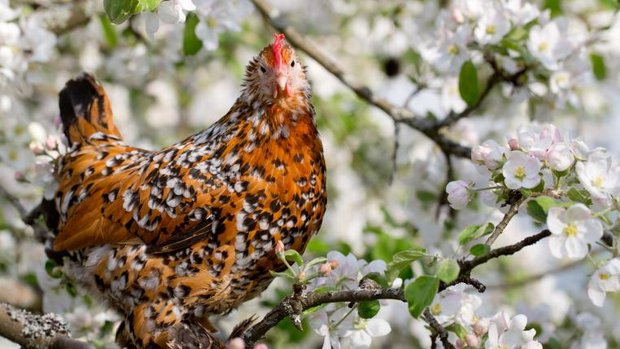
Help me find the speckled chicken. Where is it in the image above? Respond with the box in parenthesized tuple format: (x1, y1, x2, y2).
(44, 34, 326, 348)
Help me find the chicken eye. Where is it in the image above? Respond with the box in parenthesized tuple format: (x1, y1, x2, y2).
(290, 60, 295, 67)
(260, 66, 267, 73)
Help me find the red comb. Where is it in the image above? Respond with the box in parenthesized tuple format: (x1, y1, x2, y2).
(272, 33, 285, 69)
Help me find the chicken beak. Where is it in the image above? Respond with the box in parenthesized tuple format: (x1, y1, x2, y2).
(276, 73, 288, 94)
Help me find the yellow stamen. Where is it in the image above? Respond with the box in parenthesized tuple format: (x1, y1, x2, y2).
(514, 166, 526, 180)
(564, 224, 578, 237)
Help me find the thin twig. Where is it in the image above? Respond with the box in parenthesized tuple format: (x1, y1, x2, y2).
(423, 309, 455, 349)
(485, 193, 526, 246)
(486, 249, 596, 290)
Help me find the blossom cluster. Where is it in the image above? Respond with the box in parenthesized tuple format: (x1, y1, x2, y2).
(446, 123, 620, 308)
(428, 285, 542, 348)
(307, 252, 391, 349)
(142, 0, 253, 50)
(421, 0, 596, 110)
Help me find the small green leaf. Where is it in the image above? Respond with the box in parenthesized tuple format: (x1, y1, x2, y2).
(526, 200, 547, 223)
(358, 300, 381, 319)
(416, 190, 437, 203)
(567, 187, 592, 205)
(183, 13, 203, 56)
(137, 0, 161, 11)
(305, 257, 328, 269)
(590, 53, 607, 80)
(103, 0, 140, 24)
(458, 60, 480, 107)
(281, 249, 304, 266)
(386, 247, 426, 281)
(458, 223, 494, 245)
(446, 323, 468, 339)
(543, 0, 562, 17)
(405, 275, 439, 318)
(437, 259, 460, 283)
(535, 196, 558, 213)
(269, 270, 296, 280)
(470, 244, 490, 257)
(45, 260, 63, 279)
(99, 15, 118, 48)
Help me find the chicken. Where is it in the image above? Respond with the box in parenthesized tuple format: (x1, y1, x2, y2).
(44, 34, 327, 348)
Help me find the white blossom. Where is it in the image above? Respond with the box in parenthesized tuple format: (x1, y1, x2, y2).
(546, 142, 575, 172)
(345, 317, 391, 349)
(446, 180, 470, 210)
(502, 151, 541, 189)
(485, 313, 541, 349)
(547, 204, 603, 260)
(430, 285, 482, 326)
(527, 20, 572, 70)
(587, 258, 620, 307)
(474, 7, 510, 45)
(502, 0, 539, 25)
(576, 152, 620, 207)
(194, 0, 252, 51)
(471, 139, 508, 170)
(516, 123, 561, 160)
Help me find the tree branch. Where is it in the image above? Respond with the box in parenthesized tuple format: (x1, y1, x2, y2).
(485, 192, 526, 246)
(241, 287, 404, 346)
(0, 303, 93, 349)
(423, 309, 455, 349)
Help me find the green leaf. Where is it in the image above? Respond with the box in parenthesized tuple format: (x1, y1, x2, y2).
(543, 0, 562, 17)
(590, 53, 607, 80)
(458, 223, 494, 245)
(469, 244, 490, 257)
(305, 257, 328, 269)
(437, 259, 460, 283)
(446, 323, 468, 339)
(137, 0, 161, 11)
(183, 13, 203, 56)
(358, 300, 381, 319)
(458, 60, 479, 107)
(386, 247, 426, 281)
(416, 190, 437, 203)
(526, 200, 547, 223)
(269, 270, 296, 280)
(535, 196, 558, 213)
(99, 15, 118, 48)
(45, 260, 63, 279)
(281, 249, 304, 266)
(405, 276, 439, 318)
(567, 187, 592, 205)
(103, 0, 140, 24)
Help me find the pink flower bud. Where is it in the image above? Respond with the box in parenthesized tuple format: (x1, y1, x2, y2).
(508, 137, 520, 150)
(226, 338, 245, 349)
(319, 262, 332, 276)
(275, 240, 285, 254)
(45, 136, 58, 151)
(29, 142, 45, 155)
(253, 344, 269, 349)
(455, 339, 465, 349)
(465, 334, 480, 347)
(473, 318, 489, 336)
(14, 171, 26, 182)
(446, 180, 470, 210)
(329, 259, 339, 269)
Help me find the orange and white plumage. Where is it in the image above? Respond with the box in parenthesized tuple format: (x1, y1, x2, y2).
(44, 34, 327, 349)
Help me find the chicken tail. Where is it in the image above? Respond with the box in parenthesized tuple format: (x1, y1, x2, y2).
(59, 73, 122, 145)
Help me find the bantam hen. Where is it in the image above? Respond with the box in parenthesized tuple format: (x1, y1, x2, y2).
(43, 34, 327, 348)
